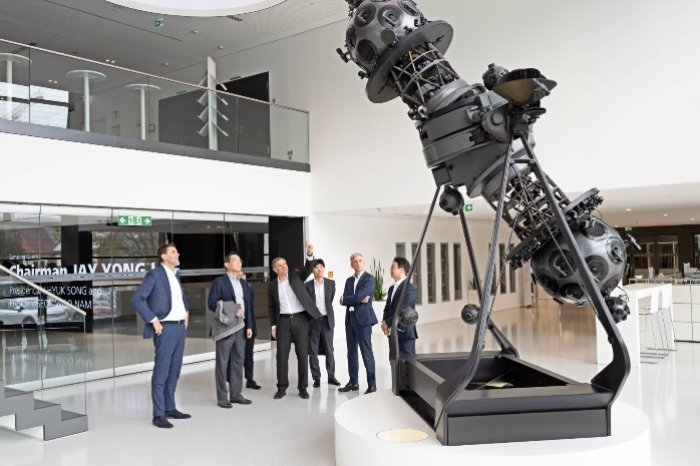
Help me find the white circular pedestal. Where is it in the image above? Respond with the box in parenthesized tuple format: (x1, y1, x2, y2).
(335, 390, 651, 466)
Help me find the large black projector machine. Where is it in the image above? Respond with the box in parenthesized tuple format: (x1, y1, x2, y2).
(337, 0, 639, 446)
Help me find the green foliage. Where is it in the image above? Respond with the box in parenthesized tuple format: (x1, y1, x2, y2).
(468, 276, 479, 290)
(370, 259, 387, 301)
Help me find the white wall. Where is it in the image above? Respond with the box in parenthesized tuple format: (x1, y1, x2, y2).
(0, 131, 310, 216)
(310, 213, 523, 339)
(207, 0, 700, 214)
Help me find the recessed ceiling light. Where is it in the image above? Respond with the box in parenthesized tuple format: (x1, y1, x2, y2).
(104, 0, 285, 17)
(191, 30, 199, 34)
(162, 62, 169, 66)
(663, 214, 668, 217)
(614, 225, 619, 228)
(692, 218, 695, 221)
(625, 208, 632, 212)
(217, 45, 224, 50)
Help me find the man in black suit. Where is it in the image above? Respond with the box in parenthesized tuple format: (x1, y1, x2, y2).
(305, 259, 341, 388)
(268, 242, 321, 400)
(381, 257, 418, 359)
(238, 272, 261, 391)
(338, 252, 378, 395)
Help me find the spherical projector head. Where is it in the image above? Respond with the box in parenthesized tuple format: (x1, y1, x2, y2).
(340, 0, 458, 106)
(531, 217, 627, 306)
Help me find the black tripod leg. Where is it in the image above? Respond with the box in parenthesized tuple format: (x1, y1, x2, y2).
(433, 146, 514, 444)
(459, 207, 518, 357)
(520, 135, 630, 408)
(390, 186, 441, 394)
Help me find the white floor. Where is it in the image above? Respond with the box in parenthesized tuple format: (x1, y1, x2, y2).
(1, 303, 699, 466)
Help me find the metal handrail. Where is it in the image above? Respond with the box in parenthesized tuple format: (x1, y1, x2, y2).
(0, 37, 309, 114)
(0, 264, 87, 316)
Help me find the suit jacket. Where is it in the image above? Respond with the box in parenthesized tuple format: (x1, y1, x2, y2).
(268, 259, 321, 328)
(131, 265, 190, 339)
(342, 272, 378, 327)
(382, 281, 418, 340)
(304, 278, 336, 329)
(208, 274, 257, 336)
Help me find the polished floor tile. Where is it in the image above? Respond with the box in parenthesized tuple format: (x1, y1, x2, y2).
(1, 302, 698, 466)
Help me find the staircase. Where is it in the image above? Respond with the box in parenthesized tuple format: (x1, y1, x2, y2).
(0, 378, 87, 440)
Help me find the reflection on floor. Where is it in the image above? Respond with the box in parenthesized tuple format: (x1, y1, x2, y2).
(1, 301, 698, 466)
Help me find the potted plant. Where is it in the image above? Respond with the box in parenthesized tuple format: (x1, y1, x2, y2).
(370, 259, 387, 334)
(370, 259, 387, 301)
(467, 276, 479, 303)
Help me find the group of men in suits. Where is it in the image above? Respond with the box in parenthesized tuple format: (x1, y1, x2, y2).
(132, 242, 418, 428)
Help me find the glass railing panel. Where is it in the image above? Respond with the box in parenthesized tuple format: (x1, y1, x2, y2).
(0, 266, 87, 420)
(146, 74, 210, 147)
(2, 38, 310, 165)
(0, 44, 31, 124)
(38, 204, 115, 378)
(0, 273, 45, 393)
(237, 96, 271, 158)
(271, 104, 309, 164)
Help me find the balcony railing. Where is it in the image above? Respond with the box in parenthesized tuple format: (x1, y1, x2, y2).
(0, 38, 309, 165)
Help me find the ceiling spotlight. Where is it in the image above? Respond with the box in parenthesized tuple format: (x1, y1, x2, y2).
(217, 45, 224, 50)
(614, 225, 619, 228)
(663, 214, 668, 217)
(191, 30, 199, 34)
(625, 208, 632, 212)
(162, 62, 169, 66)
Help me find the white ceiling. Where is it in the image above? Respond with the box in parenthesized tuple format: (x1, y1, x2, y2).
(334, 182, 700, 229)
(0, 0, 347, 78)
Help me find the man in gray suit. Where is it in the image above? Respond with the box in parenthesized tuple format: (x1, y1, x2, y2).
(208, 252, 254, 408)
(305, 259, 341, 388)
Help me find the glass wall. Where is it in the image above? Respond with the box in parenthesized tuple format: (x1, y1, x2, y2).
(0, 202, 270, 383)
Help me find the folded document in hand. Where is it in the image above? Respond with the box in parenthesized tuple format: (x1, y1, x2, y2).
(212, 300, 245, 342)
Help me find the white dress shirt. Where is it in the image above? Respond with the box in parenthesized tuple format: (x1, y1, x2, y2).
(392, 277, 406, 299)
(228, 273, 245, 319)
(161, 265, 187, 321)
(278, 277, 303, 315)
(314, 279, 327, 316)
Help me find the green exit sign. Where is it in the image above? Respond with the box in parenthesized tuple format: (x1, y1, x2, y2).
(118, 215, 152, 227)
(464, 204, 473, 212)
(624, 227, 633, 231)
(155, 18, 165, 28)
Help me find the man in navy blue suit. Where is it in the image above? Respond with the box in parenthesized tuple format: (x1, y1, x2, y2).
(338, 252, 378, 394)
(207, 252, 255, 408)
(381, 257, 418, 359)
(131, 244, 191, 429)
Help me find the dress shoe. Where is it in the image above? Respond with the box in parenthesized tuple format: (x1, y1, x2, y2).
(274, 389, 286, 399)
(217, 400, 233, 409)
(338, 383, 359, 393)
(364, 385, 377, 394)
(246, 380, 262, 390)
(328, 377, 341, 386)
(299, 389, 310, 399)
(313, 379, 320, 388)
(152, 417, 173, 429)
(164, 409, 192, 419)
(230, 395, 252, 405)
